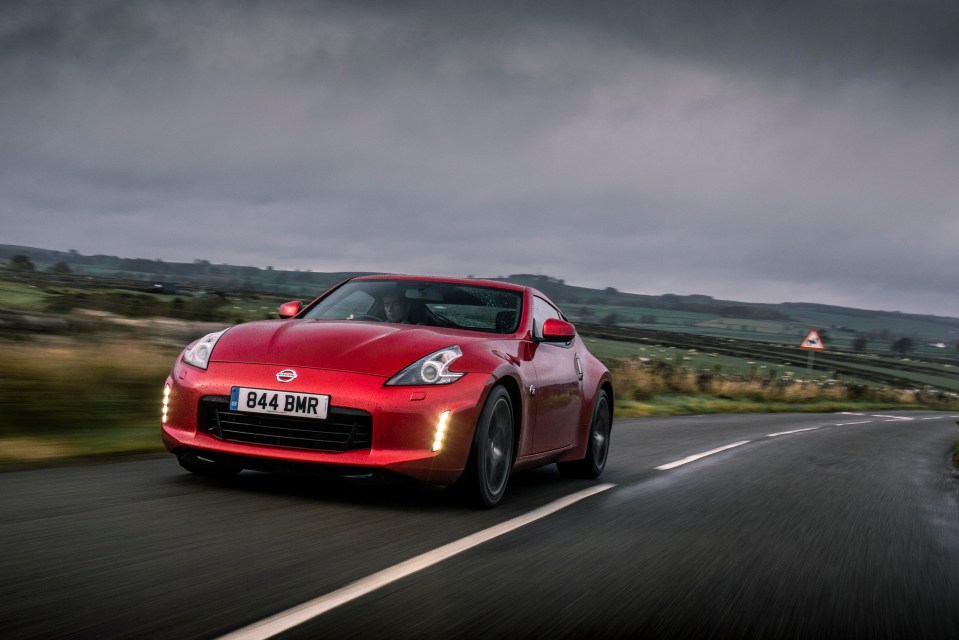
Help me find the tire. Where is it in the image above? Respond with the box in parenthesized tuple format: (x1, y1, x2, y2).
(461, 386, 514, 508)
(558, 390, 611, 479)
(177, 451, 242, 478)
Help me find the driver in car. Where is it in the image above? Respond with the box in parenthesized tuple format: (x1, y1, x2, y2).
(383, 290, 412, 323)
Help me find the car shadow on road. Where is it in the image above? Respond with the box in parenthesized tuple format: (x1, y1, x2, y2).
(168, 464, 602, 512)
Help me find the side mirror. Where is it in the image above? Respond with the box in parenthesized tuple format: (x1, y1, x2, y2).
(278, 301, 302, 319)
(541, 318, 576, 342)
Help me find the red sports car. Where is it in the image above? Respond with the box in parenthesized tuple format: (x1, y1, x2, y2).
(161, 275, 613, 507)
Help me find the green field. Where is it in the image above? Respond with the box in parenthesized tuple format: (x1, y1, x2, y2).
(584, 337, 832, 381)
(1, 266, 957, 464)
(566, 301, 959, 361)
(0, 282, 51, 312)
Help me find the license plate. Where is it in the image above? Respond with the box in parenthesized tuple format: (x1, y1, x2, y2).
(230, 387, 330, 420)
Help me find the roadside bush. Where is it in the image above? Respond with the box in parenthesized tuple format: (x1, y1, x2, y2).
(608, 356, 959, 412)
(43, 290, 231, 321)
(0, 336, 177, 437)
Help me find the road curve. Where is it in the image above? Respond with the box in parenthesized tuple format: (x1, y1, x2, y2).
(1, 411, 958, 639)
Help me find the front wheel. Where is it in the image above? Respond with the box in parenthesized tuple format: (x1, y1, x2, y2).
(558, 390, 611, 479)
(461, 386, 514, 508)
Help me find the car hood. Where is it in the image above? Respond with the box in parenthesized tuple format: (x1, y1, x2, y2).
(210, 319, 487, 377)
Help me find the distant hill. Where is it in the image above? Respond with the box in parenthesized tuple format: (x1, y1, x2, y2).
(487, 274, 790, 319)
(0, 244, 372, 297)
(4, 244, 959, 345)
(486, 273, 959, 346)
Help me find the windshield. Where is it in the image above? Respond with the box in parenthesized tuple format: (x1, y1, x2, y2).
(303, 280, 524, 334)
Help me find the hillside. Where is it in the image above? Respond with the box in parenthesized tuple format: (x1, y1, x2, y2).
(3, 244, 959, 349)
(488, 274, 959, 350)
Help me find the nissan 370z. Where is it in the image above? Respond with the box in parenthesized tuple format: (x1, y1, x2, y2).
(161, 275, 613, 507)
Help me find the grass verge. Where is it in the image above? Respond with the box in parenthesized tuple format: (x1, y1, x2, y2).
(615, 395, 923, 418)
(1, 337, 956, 465)
(0, 336, 177, 464)
(609, 358, 958, 414)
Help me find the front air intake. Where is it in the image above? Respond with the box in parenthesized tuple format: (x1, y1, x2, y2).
(198, 396, 372, 452)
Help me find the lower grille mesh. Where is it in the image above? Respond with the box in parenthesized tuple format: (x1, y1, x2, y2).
(199, 397, 372, 452)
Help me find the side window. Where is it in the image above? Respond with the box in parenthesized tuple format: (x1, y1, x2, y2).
(532, 296, 562, 340)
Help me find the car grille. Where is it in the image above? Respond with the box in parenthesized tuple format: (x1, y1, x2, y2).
(198, 397, 372, 452)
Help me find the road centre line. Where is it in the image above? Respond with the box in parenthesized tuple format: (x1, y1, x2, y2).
(655, 441, 751, 471)
(216, 483, 615, 640)
(219, 409, 952, 639)
(767, 427, 822, 437)
(663, 411, 937, 468)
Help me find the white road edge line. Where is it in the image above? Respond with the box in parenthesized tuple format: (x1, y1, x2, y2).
(216, 483, 616, 640)
(767, 427, 821, 437)
(655, 441, 751, 471)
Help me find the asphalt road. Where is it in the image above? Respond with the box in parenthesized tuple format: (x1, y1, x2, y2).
(2, 411, 959, 639)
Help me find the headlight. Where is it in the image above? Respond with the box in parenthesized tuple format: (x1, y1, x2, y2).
(386, 345, 465, 386)
(182, 329, 228, 370)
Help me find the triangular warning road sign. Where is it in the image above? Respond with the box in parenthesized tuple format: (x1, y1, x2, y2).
(800, 329, 826, 351)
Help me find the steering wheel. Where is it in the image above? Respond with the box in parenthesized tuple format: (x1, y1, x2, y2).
(353, 314, 382, 321)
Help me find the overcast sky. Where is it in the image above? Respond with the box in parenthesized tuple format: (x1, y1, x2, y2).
(2, 0, 958, 316)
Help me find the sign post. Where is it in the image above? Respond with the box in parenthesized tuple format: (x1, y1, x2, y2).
(799, 329, 826, 379)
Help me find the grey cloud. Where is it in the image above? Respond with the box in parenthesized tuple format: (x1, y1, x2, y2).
(2, 0, 959, 317)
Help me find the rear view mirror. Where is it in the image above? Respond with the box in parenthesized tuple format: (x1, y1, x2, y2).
(278, 301, 302, 318)
(541, 318, 576, 342)
(405, 285, 444, 302)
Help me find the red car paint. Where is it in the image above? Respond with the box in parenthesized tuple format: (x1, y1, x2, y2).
(162, 275, 613, 503)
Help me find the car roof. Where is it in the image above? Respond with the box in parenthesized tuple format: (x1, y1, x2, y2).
(350, 274, 527, 293)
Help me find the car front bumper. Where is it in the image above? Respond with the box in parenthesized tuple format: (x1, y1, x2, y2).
(161, 358, 492, 484)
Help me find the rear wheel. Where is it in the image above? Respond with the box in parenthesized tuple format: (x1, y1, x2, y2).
(177, 451, 242, 478)
(558, 390, 611, 479)
(462, 386, 514, 508)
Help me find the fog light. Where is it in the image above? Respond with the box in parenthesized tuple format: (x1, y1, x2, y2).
(432, 410, 451, 452)
(162, 385, 170, 424)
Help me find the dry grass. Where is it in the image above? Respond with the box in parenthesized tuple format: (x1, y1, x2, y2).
(610, 357, 958, 416)
(3, 334, 174, 383)
(0, 335, 179, 441)
(0, 437, 72, 462)
(1, 337, 956, 463)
